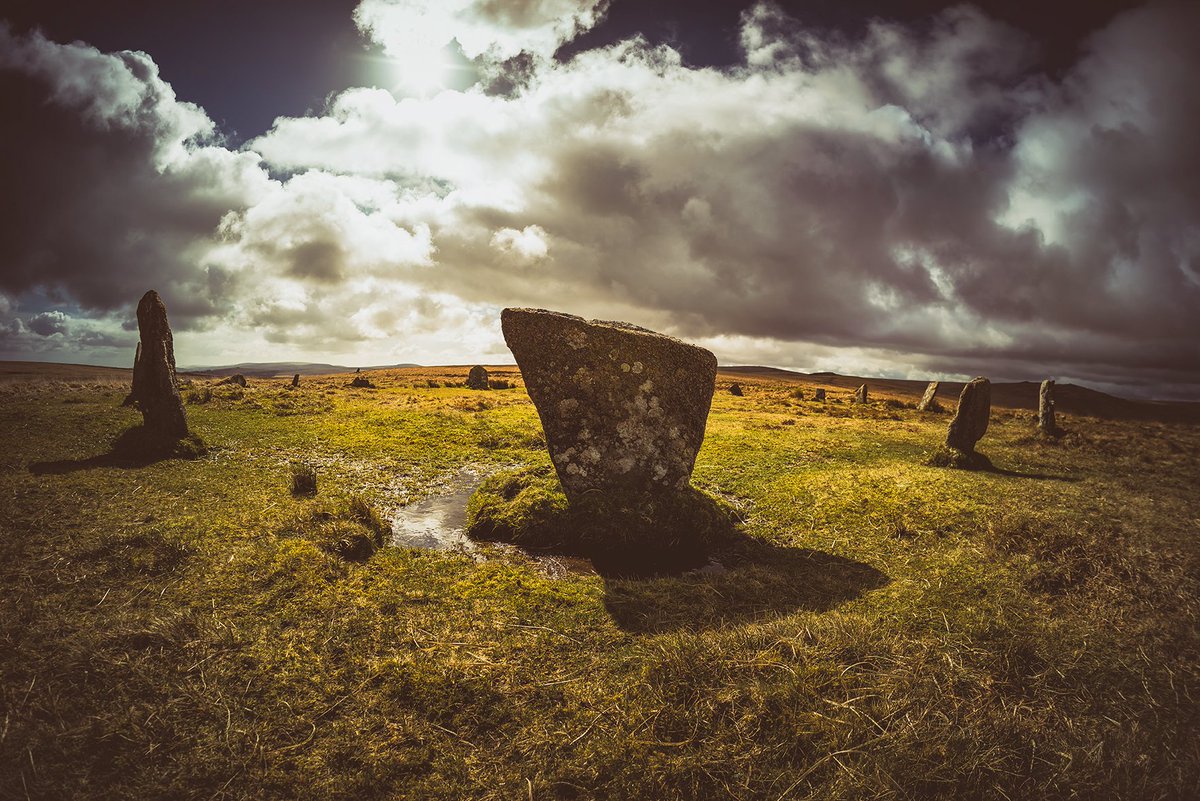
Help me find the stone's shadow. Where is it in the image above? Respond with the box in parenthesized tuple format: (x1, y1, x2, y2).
(926, 446, 1078, 482)
(28, 426, 204, 475)
(601, 536, 889, 634)
(985, 464, 1080, 482)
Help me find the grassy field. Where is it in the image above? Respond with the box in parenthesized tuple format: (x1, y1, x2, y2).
(1, 367, 1197, 800)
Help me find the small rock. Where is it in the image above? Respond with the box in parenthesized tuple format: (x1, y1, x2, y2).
(467, 365, 490, 390)
(218, 374, 247, 387)
(729, 383, 743, 397)
(350, 376, 375, 389)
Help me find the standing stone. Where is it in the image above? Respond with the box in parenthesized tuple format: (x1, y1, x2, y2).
(946, 377, 991, 454)
(467, 365, 490, 390)
(855, 384, 868, 404)
(814, 388, 826, 401)
(729, 383, 743, 397)
(291, 373, 300, 388)
(501, 308, 716, 508)
(121, 342, 143, 406)
(1038, 379, 1059, 435)
(134, 290, 189, 441)
(917, 381, 941, 412)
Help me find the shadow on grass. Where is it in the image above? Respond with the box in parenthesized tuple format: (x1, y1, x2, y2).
(926, 445, 1079, 482)
(601, 535, 890, 634)
(28, 426, 205, 475)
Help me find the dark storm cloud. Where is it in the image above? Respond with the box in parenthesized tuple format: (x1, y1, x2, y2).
(27, 310, 69, 336)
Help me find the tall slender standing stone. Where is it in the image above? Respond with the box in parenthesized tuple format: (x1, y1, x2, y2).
(135, 290, 189, 441)
(946, 377, 990, 454)
(291, 373, 301, 388)
(855, 384, 868, 404)
(1038, 379, 1058, 435)
(917, 380, 940, 412)
(501, 308, 716, 508)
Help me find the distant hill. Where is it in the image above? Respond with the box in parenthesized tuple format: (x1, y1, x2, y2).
(718, 366, 1200, 424)
(181, 362, 422, 378)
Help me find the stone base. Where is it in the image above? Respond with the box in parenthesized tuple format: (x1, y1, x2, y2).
(926, 445, 993, 471)
(465, 466, 738, 576)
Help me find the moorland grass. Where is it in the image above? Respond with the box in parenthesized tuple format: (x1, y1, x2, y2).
(0, 370, 1197, 800)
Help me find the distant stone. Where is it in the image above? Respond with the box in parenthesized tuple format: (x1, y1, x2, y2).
(917, 381, 941, 412)
(350, 376, 375, 389)
(729, 383, 743, 397)
(1038, 379, 1061, 436)
(291, 373, 300, 388)
(133, 290, 189, 441)
(501, 307, 716, 511)
(218, 374, 247, 387)
(467, 365, 490, 390)
(121, 342, 143, 406)
(855, 384, 868, 404)
(946, 377, 991, 454)
(814, 388, 826, 401)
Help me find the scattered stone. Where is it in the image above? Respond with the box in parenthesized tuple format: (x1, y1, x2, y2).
(467, 365, 490, 390)
(917, 380, 941, 412)
(350, 376, 376, 389)
(931, 377, 992, 469)
(291, 373, 300, 388)
(218, 374, 247, 387)
(132, 290, 190, 442)
(121, 342, 143, 406)
(814, 388, 826, 401)
(500, 307, 716, 513)
(1038, 379, 1062, 436)
(855, 384, 868, 404)
(729, 383, 744, 397)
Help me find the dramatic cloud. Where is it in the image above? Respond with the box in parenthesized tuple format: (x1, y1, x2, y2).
(1, 2, 1197, 396)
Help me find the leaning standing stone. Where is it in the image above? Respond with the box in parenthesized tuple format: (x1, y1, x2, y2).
(501, 308, 716, 507)
(729, 383, 743, 397)
(946, 377, 990, 454)
(1038, 379, 1059, 436)
(467, 365, 490, 390)
(134, 290, 189, 441)
(855, 384, 868, 404)
(917, 381, 940, 412)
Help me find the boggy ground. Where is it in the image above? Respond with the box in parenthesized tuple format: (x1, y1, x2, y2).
(0, 366, 1197, 800)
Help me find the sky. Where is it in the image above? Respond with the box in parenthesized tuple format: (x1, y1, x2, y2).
(0, 0, 1197, 399)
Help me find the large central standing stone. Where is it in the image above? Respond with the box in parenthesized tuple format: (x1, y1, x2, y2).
(946, 377, 991, 454)
(135, 290, 190, 442)
(501, 308, 717, 507)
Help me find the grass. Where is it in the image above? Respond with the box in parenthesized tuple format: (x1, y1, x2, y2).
(0, 368, 1197, 799)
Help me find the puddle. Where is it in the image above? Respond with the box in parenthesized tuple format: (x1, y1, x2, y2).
(389, 467, 483, 553)
(389, 466, 724, 579)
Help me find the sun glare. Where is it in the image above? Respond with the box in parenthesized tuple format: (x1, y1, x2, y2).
(380, 44, 455, 96)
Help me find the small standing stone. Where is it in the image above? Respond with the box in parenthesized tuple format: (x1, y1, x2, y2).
(350, 375, 375, 388)
(946, 377, 991, 454)
(729, 383, 743, 397)
(814, 388, 826, 401)
(855, 384, 868, 404)
(917, 381, 940, 412)
(1038, 379, 1060, 436)
(133, 290, 189, 441)
(291, 373, 300, 388)
(467, 365, 490, 390)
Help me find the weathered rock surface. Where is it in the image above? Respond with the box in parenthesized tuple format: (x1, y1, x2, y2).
(814, 388, 826, 401)
(946, 377, 991, 453)
(467, 365, 490, 390)
(917, 381, 940, 412)
(729, 383, 743, 397)
(121, 342, 143, 406)
(501, 308, 717, 507)
(855, 384, 868, 404)
(134, 291, 189, 441)
(1038, 379, 1059, 435)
